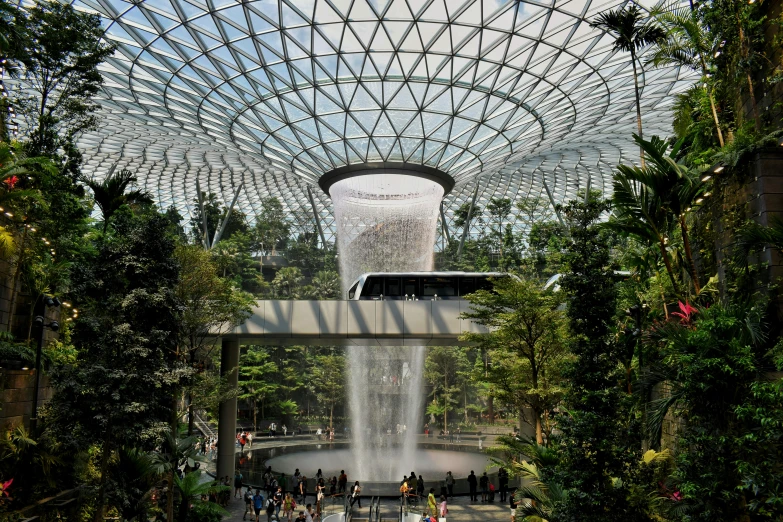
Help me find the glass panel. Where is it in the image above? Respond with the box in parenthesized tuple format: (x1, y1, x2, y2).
(476, 276, 494, 292)
(348, 282, 359, 299)
(362, 276, 383, 298)
(459, 277, 475, 296)
(421, 277, 456, 297)
(402, 277, 419, 298)
(385, 277, 402, 297)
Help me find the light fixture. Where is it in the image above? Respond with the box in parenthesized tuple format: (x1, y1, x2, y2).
(4, 212, 12, 217)
(696, 198, 704, 204)
(701, 175, 711, 182)
(714, 51, 721, 58)
(713, 165, 724, 173)
(22, 366, 29, 371)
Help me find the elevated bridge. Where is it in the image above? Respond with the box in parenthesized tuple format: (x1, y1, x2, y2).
(223, 299, 487, 346)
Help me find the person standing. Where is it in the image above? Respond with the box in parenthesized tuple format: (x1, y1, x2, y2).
(235, 470, 245, 498)
(240, 434, 246, 453)
(305, 504, 314, 522)
(479, 472, 489, 502)
(509, 489, 518, 522)
(283, 424, 288, 437)
(427, 488, 437, 518)
(456, 427, 461, 443)
(467, 471, 477, 502)
(498, 467, 508, 502)
(247, 432, 253, 447)
(338, 470, 347, 493)
(445, 471, 455, 498)
(274, 486, 284, 518)
(417, 475, 424, 499)
(330, 476, 337, 495)
(350, 481, 362, 509)
(298, 475, 308, 503)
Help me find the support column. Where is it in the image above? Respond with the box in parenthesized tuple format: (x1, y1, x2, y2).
(217, 337, 240, 479)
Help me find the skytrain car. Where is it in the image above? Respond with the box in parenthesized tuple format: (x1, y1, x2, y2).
(347, 271, 515, 300)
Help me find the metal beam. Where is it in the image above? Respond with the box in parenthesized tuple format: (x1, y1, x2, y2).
(542, 176, 566, 228)
(195, 179, 210, 250)
(212, 183, 243, 248)
(307, 185, 327, 248)
(439, 201, 451, 246)
(457, 182, 480, 259)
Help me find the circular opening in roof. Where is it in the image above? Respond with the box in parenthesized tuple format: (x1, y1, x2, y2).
(318, 162, 454, 197)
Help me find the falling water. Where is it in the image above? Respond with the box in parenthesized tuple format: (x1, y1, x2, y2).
(330, 173, 443, 481)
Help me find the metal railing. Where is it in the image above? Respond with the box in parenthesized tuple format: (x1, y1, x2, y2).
(370, 496, 380, 522)
(344, 492, 353, 522)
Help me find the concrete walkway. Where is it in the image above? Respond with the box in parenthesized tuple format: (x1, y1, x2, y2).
(219, 493, 510, 522)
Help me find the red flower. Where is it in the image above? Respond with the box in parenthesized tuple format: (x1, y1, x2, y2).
(0, 477, 13, 498)
(3, 176, 18, 189)
(671, 301, 697, 325)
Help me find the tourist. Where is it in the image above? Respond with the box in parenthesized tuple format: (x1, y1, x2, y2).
(247, 432, 253, 447)
(283, 424, 288, 437)
(305, 504, 314, 522)
(439, 495, 448, 518)
(316, 468, 323, 481)
(243, 487, 254, 521)
(283, 492, 296, 522)
(316, 427, 322, 440)
(399, 478, 410, 501)
(253, 489, 265, 522)
(234, 470, 244, 498)
(274, 486, 284, 517)
(498, 467, 508, 502)
(280, 473, 287, 494)
(427, 488, 437, 517)
(329, 428, 334, 442)
(298, 475, 308, 503)
(295, 512, 306, 522)
(456, 427, 461, 443)
(489, 481, 496, 502)
(316, 483, 325, 521)
(467, 471, 477, 501)
(409, 473, 418, 494)
(509, 489, 518, 522)
(417, 475, 424, 498)
(265, 494, 277, 522)
(240, 433, 247, 452)
(329, 476, 337, 495)
(424, 424, 429, 438)
(338, 470, 347, 493)
(350, 481, 362, 509)
(445, 471, 455, 498)
(480, 472, 489, 502)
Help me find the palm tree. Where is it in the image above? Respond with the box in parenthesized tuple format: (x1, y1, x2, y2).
(150, 432, 205, 522)
(648, 1, 725, 147)
(611, 134, 705, 296)
(175, 471, 229, 521)
(81, 168, 153, 232)
(591, 5, 666, 167)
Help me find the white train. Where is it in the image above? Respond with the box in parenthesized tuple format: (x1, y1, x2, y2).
(346, 271, 515, 300)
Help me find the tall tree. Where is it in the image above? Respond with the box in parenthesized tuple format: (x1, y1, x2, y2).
(12, 1, 115, 156)
(81, 169, 153, 232)
(591, 5, 665, 167)
(190, 192, 248, 246)
(47, 210, 181, 522)
(461, 277, 569, 444)
(551, 199, 639, 521)
(649, 1, 725, 147)
(253, 197, 290, 255)
(239, 348, 279, 430)
(424, 346, 470, 430)
(311, 351, 345, 430)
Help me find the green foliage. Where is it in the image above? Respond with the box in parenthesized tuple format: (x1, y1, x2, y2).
(550, 199, 644, 522)
(0, 426, 62, 507)
(646, 302, 783, 521)
(174, 471, 229, 521)
(461, 276, 569, 442)
(424, 346, 471, 429)
(190, 191, 248, 247)
(81, 169, 153, 233)
(11, 1, 115, 156)
(271, 266, 305, 298)
(311, 351, 346, 429)
(253, 197, 290, 255)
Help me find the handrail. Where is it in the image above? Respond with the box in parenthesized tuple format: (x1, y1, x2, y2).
(370, 496, 380, 522)
(344, 492, 353, 522)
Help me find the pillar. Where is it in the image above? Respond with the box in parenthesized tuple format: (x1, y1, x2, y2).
(217, 337, 240, 479)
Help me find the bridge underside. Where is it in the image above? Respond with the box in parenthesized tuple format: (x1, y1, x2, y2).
(222, 300, 486, 346)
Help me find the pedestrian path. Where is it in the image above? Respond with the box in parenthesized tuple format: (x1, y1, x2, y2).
(218, 494, 509, 522)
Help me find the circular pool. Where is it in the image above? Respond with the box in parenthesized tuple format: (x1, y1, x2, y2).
(266, 447, 491, 482)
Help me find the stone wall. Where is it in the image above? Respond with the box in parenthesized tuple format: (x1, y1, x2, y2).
(0, 369, 52, 430)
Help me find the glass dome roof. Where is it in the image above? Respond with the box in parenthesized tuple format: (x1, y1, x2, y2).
(59, 0, 694, 244)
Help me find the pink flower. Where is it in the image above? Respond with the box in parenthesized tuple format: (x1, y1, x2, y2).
(3, 176, 18, 189)
(671, 301, 697, 325)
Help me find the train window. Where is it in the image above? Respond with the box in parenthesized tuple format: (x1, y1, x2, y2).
(459, 277, 475, 296)
(348, 282, 359, 299)
(385, 277, 402, 297)
(402, 277, 419, 297)
(475, 276, 494, 292)
(422, 277, 456, 297)
(363, 277, 383, 298)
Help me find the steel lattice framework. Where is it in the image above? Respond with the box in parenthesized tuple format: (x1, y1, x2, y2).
(47, 0, 694, 245)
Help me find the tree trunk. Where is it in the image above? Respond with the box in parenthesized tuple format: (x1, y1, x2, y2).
(679, 215, 700, 294)
(534, 411, 543, 445)
(7, 227, 28, 331)
(167, 469, 175, 522)
(187, 396, 195, 436)
(92, 439, 112, 522)
(630, 50, 645, 168)
(699, 56, 725, 148)
(487, 393, 494, 425)
(253, 398, 258, 432)
(330, 403, 334, 431)
(658, 240, 680, 296)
